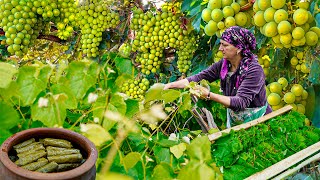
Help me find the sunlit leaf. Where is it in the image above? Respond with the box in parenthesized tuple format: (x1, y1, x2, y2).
(92, 95, 107, 123)
(65, 61, 99, 99)
(177, 159, 218, 180)
(187, 136, 211, 161)
(96, 172, 133, 180)
(152, 163, 175, 180)
(51, 84, 77, 109)
(122, 152, 141, 172)
(80, 123, 112, 147)
(170, 143, 187, 159)
(161, 89, 181, 104)
(31, 94, 67, 127)
(109, 93, 127, 115)
(144, 83, 165, 103)
(0, 101, 20, 130)
(0, 62, 17, 88)
(0, 130, 12, 145)
(16, 65, 52, 106)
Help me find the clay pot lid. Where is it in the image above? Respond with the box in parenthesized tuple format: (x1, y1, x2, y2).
(0, 128, 98, 180)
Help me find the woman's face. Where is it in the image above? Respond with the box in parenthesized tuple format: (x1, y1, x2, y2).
(218, 39, 240, 60)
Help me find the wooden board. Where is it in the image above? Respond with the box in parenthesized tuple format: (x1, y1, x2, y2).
(245, 141, 320, 180)
(208, 105, 293, 141)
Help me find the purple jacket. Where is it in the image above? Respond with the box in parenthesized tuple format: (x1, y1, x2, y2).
(187, 60, 272, 114)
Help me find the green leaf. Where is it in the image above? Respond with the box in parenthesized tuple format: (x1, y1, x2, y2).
(65, 61, 99, 99)
(16, 65, 52, 106)
(0, 101, 20, 129)
(96, 173, 133, 180)
(161, 89, 181, 104)
(81, 123, 112, 147)
(153, 146, 171, 164)
(92, 95, 107, 123)
(109, 93, 127, 115)
(0, 81, 19, 101)
(187, 136, 211, 161)
(170, 143, 187, 159)
(152, 163, 175, 180)
(144, 83, 165, 103)
(114, 56, 134, 75)
(31, 94, 67, 127)
(178, 159, 218, 180)
(0, 130, 12, 145)
(189, 3, 201, 17)
(123, 152, 141, 172)
(181, 0, 193, 12)
(192, 13, 202, 33)
(0, 62, 17, 88)
(179, 93, 192, 112)
(157, 139, 180, 147)
(51, 84, 77, 109)
(125, 99, 139, 118)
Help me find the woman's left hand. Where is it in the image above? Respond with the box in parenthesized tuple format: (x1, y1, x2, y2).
(192, 85, 210, 99)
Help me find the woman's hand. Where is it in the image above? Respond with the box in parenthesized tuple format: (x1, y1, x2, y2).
(192, 85, 210, 100)
(163, 83, 171, 90)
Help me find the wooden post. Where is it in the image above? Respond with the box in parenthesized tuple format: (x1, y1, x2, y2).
(208, 105, 293, 141)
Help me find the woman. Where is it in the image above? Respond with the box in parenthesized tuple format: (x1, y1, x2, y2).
(164, 26, 272, 128)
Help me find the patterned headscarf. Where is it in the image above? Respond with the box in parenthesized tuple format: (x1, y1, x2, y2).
(220, 26, 258, 89)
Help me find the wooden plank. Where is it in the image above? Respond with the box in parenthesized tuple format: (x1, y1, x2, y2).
(273, 152, 320, 180)
(245, 141, 320, 180)
(208, 105, 293, 141)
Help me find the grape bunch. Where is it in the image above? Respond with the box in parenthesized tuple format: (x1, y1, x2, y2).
(212, 50, 224, 63)
(266, 77, 308, 114)
(54, 0, 77, 40)
(121, 78, 150, 100)
(290, 50, 310, 74)
(253, 0, 320, 48)
(130, 2, 198, 75)
(201, 0, 253, 37)
(76, 0, 120, 58)
(0, 0, 40, 56)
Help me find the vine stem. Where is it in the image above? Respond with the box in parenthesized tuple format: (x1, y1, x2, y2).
(100, 128, 127, 174)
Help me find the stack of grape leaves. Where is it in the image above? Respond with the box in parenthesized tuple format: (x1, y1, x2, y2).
(211, 111, 320, 179)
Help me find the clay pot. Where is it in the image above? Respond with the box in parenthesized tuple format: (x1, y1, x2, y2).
(0, 128, 98, 180)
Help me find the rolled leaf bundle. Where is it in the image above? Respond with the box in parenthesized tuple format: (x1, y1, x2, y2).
(15, 150, 47, 166)
(57, 163, 82, 172)
(36, 161, 59, 173)
(42, 138, 73, 148)
(13, 138, 36, 149)
(21, 158, 49, 171)
(17, 144, 45, 158)
(46, 146, 80, 156)
(47, 153, 83, 163)
(15, 142, 41, 154)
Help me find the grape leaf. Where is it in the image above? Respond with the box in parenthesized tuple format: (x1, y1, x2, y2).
(31, 94, 67, 127)
(125, 99, 139, 118)
(177, 159, 218, 180)
(65, 61, 99, 100)
(161, 89, 181, 104)
(114, 57, 134, 76)
(16, 65, 52, 106)
(81, 123, 112, 147)
(123, 152, 141, 172)
(170, 143, 187, 159)
(152, 163, 174, 180)
(51, 84, 77, 109)
(0, 62, 17, 88)
(144, 83, 165, 103)
(0, 101, 20, 130)
(187, 136, 211, 161)
(153, 146, 171, 164)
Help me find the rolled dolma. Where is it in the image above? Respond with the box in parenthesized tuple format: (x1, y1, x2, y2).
(57, 163, 81, 172)
(17, 144, 45, 158)
(15, 142, 42, 154)
(21, 158, 49, 171)
(13, 138, 36, 150)
(47, 153, 83, 163)
(42, 138, 73, 148)
(15, 150, 47, 166)
(36, 161, 58, 173)
(46, 146, 80, 156)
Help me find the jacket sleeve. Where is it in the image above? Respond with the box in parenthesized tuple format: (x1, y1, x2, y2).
(186, 60, 222, 83)
(229, 63, 265, 111)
